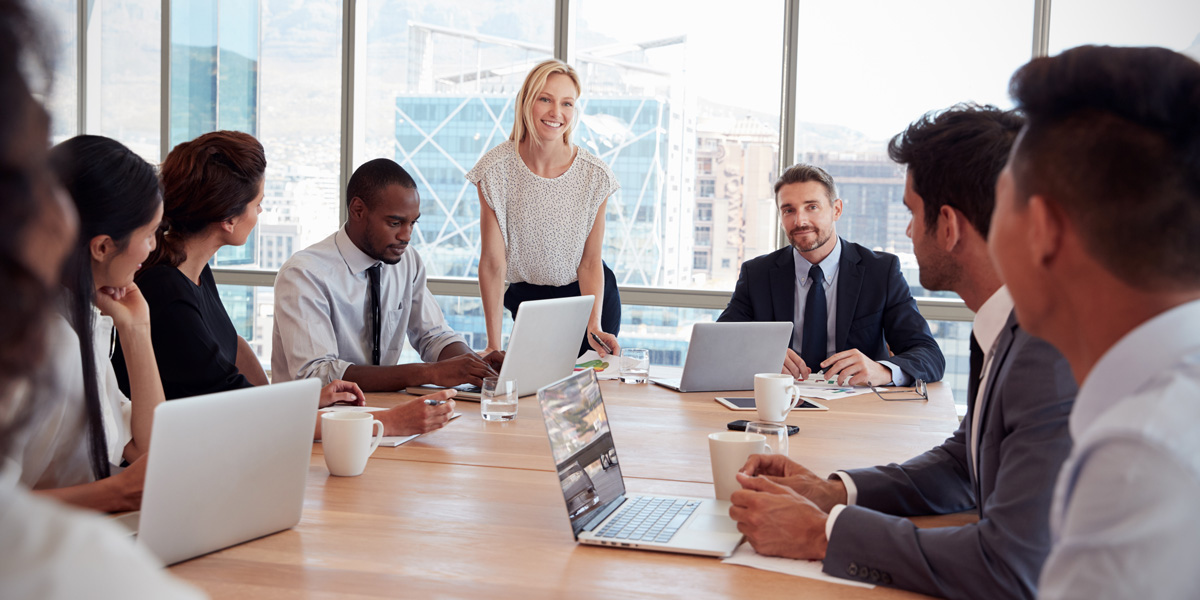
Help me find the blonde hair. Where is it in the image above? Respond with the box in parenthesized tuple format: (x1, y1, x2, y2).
(510, 59, 581, 147)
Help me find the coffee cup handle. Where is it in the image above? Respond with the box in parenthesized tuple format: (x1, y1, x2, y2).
(785, 385, 802, 413)
(368, 419, 385, 453)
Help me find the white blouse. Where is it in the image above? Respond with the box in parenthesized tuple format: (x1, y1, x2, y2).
(13, 305, 132, 489)
(0, 460, 205, 599)
(466, 141, 619, 287)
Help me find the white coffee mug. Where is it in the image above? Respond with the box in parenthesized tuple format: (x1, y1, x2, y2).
(708, 431, 768, 501)
(754, 372, 802, 422)
(321, 412, 384, 477)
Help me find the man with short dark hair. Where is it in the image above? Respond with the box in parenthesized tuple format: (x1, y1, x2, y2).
(729, 104, 1079, 599)
(718, 163, 944, 385)
(990, 45, 1200, 599)
(272, 158, 504, 397)
(729, 104, 1080, 600)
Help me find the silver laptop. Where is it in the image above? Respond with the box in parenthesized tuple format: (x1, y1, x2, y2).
(112, 379, 320, 565)
(407, 295, 593, 399)
(536, 369, 743, 557)
(651, 322, 793, 392)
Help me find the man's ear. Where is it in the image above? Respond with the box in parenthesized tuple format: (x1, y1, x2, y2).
(937, 205, 961, 252)
(831, 197, 843, 221)
(348, 197, 367, 220)
(1026, 195, 1065, 268)
(89, 235, 116, 263)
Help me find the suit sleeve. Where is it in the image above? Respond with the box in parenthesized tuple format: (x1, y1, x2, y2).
(822, 334, 1076, 600)
(878, 254, 945, 381)
(717, 261, 755, 322)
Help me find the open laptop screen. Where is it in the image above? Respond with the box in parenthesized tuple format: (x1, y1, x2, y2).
(537, 370, 626, 536)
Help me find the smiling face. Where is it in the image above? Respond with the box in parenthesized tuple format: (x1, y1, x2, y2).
(92, 201, 162, 289)
(778, 181, 841, 255)
(351, 183, 420, 265)
(989, 163, 1053, 337)
(529, 73, 576, 146)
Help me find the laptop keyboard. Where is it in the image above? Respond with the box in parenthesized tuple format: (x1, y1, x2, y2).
(596, 497, 700, 544)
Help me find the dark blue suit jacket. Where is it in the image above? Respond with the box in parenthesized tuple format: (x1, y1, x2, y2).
(717, 239, 945, 382)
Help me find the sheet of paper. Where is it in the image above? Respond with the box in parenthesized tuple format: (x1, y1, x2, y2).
(317, 409, 462, 447)
(722, 543, 874, 589)
(791, 373, 880, 400)
(575, 350, 639, 381)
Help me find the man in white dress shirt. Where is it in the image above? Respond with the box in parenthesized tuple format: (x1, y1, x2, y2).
(728, 104, 1078, 599)
(989, 45, 1200, 599)
(273, 159, 504, 399)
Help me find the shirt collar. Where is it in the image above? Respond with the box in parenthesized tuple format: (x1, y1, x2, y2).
(972, 286, 1014, 353)
(1072, 299, 1200, 438)
(334, 226, 380, 276)
(793, 237, 842, 285)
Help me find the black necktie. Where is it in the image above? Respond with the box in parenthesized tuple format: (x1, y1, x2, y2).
(800, 264, 827, 372)
(967, 331, 984, 404)
(367, 264, 382, 366)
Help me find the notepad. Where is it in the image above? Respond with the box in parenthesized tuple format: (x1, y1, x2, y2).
(319, 406, 462, 447)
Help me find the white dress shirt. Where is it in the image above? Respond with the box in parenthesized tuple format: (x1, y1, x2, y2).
(0, 460, 205, 599)
(271, 227, 466, 385)
(1038, 299, 1200, 599)
(824, 287, 1011, 540)
(13, 306, 131, 489)
(793, 241, 908, 385)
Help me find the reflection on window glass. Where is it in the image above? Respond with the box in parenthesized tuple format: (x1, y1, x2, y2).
(361, 0, 554, 280)
(792, 0, 1032, 300)
(577, 0, 783, 291)
(41, 0, 77, 143)
(190, 1, 340, 355)
(100, 0, 161, 161)
(1048, 0, 1200, 57)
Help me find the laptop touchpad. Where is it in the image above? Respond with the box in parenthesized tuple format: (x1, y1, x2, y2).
(688, 513, 739, 534)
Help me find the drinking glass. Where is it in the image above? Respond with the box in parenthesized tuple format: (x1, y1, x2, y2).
(619, 348, 650, 384)
(481, 377, 518, 422)
(745, 421, 789, 456)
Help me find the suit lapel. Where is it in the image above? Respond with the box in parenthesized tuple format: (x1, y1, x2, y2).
(835, 239, 864, 350)
(969, 310, 1019, 500)
(769, 248, 794, 324)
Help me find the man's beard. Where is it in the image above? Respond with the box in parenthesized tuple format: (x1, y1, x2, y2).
(789, 227, 832, 253)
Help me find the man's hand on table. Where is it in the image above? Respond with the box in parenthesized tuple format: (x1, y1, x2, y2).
(376, 389, 457, 436)
(740, 453, 848, 512)
(729, 473, 829, 560)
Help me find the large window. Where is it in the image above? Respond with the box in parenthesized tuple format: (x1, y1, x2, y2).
(99, 0, 161, 161)
(1048, 0, 1200, 56)
(576, 0, 784, 291)
(361, 0, 554, 280)
(791, 0, 1033, 300)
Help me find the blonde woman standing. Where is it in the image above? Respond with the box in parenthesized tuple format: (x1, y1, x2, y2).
(468, 59, 621, 359)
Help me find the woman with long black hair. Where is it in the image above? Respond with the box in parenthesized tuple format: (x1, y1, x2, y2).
(12, 134, 166, 512)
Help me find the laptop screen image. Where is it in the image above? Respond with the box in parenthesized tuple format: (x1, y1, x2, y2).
(537, 370, 625, 538)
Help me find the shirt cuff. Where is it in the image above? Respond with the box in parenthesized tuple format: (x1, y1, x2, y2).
(825, 504, 848, 541)
(831, 471, 858, 505)
(879, 361, 911, 386)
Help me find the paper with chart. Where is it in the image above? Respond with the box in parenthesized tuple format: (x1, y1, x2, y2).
(575, 350, 642, 381)
(791, 372, 881, 400)
(320, 405, 462, 447)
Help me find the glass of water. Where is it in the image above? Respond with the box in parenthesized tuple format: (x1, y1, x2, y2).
(745, 421, 789, 456)
(619, 348, 650, 384)
(481, 377, 518, 422)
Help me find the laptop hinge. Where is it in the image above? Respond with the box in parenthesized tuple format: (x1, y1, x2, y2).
(582, 494, 626, 532)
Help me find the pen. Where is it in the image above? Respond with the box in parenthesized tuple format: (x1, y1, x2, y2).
(424, 399, 447, 406)
(590, 332, 613, 354)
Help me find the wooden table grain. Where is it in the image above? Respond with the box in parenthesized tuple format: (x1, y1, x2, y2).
(171, 380, 964, 599)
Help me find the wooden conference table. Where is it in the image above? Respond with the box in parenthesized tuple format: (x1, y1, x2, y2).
(170, 378, 964, 599)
